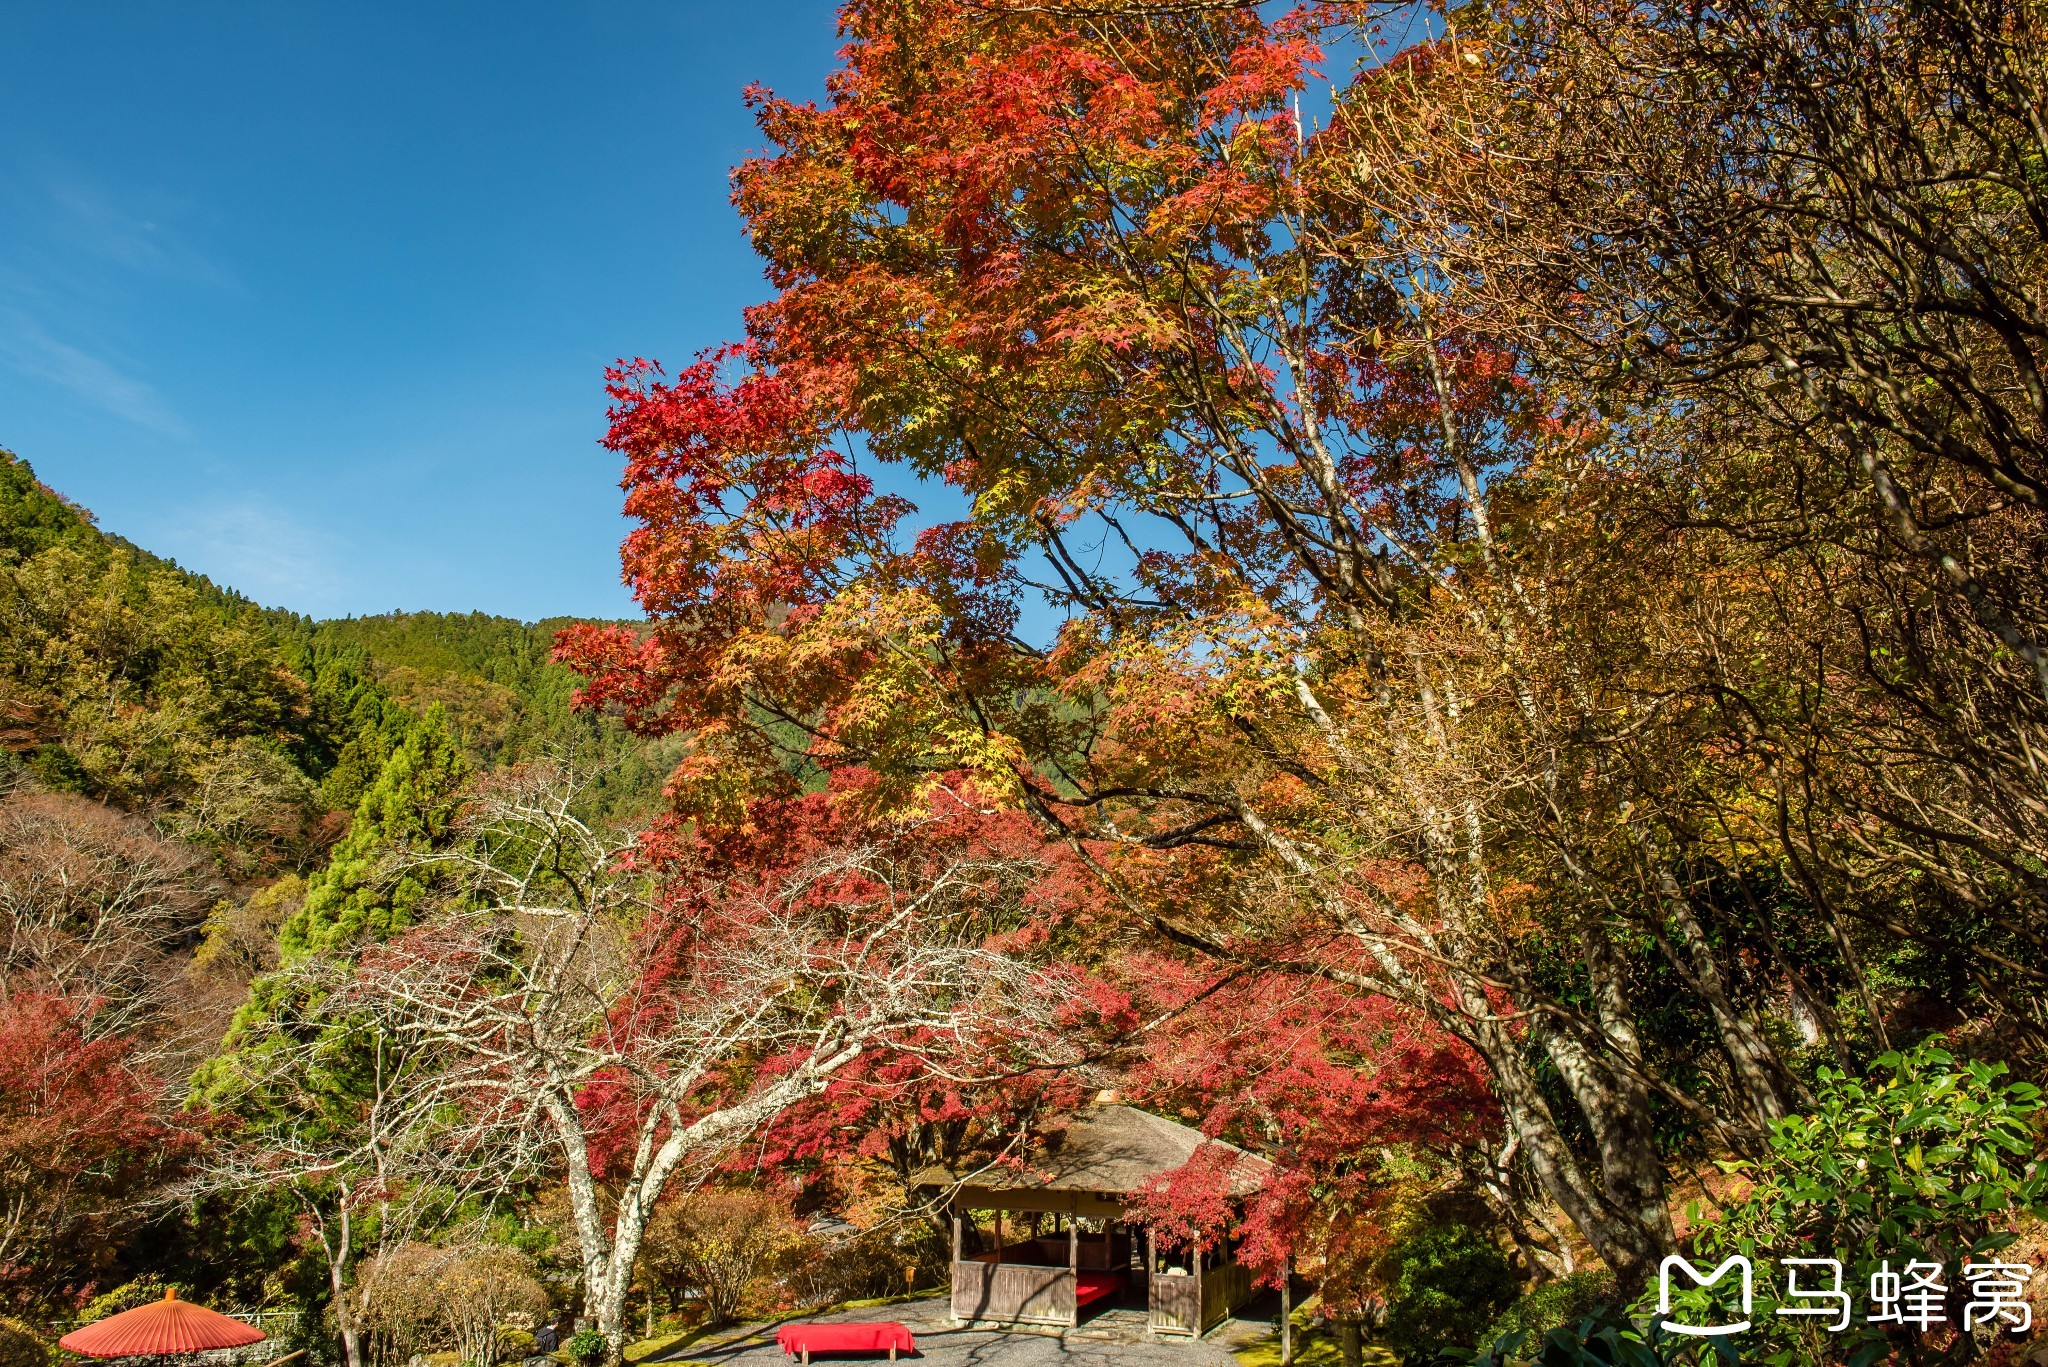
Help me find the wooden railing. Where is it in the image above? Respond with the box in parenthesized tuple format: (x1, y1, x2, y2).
(1201, 1259, 1254, 1332)
(1148, 1258, 1254, 1337)
(950, 1259, 1076, 1327)
(975, 1238, 1066, 1267)
(973, 1235, 1120, 1270)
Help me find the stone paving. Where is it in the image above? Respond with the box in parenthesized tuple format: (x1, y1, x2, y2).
(653, 1293, 1257, 1367)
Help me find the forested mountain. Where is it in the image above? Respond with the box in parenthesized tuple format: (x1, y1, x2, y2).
(298, 612, 682, 824)
(0, 448, 668, 837)
(0, 447, 667, 1316)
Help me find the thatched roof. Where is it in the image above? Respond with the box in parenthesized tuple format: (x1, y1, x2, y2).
(925, 1104, 1272, 1197)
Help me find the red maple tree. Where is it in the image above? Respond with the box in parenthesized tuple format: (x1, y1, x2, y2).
(0, 993, 193, 1310)
(556, 0, 1672, 1288)
(1116, 960, 1501, 1291)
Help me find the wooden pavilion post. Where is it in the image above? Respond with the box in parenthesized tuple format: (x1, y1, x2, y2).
(1143, 1226, 1158, 1333)
(1194, 1245, 1205, 1336)
(952, 1209, 962, 1264)
(994, 1208, 1004, 1262)
(1281, 1252, 1293, 1365)
(1068, 1207, 1081, 1326)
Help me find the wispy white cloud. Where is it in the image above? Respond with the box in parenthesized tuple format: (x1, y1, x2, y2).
(166, 497, 349, 613)
(0, 160, 235, 438)
(0, 160, 233, 311)
(0, 309, 191, 437)
(43, 175, 232, 286)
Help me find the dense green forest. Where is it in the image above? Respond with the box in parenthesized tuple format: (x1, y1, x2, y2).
(0, 447, 673, 1325)
(0, 447, 673, 837)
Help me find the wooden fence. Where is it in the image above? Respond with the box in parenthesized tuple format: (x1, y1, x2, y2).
(950, 1259, 1077, 1328)
(1200, 1260, 1253, 1332)
(1148, 1259, 1254, 1337)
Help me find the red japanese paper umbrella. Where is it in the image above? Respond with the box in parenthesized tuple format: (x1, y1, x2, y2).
(60, 1290, 266, 1358)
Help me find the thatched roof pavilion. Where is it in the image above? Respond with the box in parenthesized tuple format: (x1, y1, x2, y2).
(964, 1102, 1271, 1205)
(928, 1103, 1272, 1339)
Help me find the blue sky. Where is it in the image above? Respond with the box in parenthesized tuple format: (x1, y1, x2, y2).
(0, 2, 843, 621)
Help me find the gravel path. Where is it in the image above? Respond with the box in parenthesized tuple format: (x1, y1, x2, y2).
(656, 1295, 1244, 1367)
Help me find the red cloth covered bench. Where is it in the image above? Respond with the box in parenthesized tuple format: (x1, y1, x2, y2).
(776, 1322, 916, 1362)
(1075, 1271, 1125, 1310)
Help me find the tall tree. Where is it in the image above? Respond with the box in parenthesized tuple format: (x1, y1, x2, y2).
(1402, 0, 2048, 1046)
(185, 982, 478, 1367)
(274, 706, 469, 959)
(557, 0, 1778, 1285)
(195, 706, 472, 1366)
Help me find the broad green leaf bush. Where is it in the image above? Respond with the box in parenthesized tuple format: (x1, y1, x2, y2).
(1459, 1304, 1684, 1367)
(566, 1327, 608, 1367)
(1456, 1041, 2045, 1366)
(1682, 1039, 2046, 1365)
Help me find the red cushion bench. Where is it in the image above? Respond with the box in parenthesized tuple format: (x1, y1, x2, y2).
(1075, 1271, 1125, 1310)
(775, 1322, 916, 1362)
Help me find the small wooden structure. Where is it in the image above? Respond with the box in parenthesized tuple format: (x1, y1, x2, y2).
(934, 1103, 1270, 1339)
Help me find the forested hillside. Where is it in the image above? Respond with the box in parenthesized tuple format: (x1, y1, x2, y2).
(302, 612, 681, 824)
(2, 448, 363, 871)
(0, 447, 667, 1318)
(0, 448, 669, 828)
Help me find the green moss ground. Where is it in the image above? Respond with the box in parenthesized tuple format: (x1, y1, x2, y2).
(1231, 1297, 1396, 1367)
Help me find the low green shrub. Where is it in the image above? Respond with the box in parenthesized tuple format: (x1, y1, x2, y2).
(1378, 1222, 1518, 1365)
(78, 1277, 181, 1321)
(565, 1327, 608, 1367)
(1459, 1302, 1685, 1367)
(1478, 1271, 1616, 1349)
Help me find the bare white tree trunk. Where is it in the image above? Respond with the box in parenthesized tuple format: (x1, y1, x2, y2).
(332, 767, 1061, 1361)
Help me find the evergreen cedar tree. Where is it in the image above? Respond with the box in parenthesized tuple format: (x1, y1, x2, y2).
(274, 708, 470, 958)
